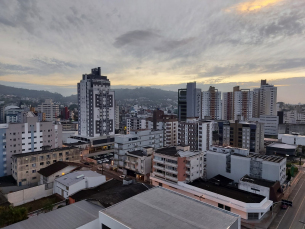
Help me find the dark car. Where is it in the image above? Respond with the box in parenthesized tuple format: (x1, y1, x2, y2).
(84, 162, 90, 165)
(281, 204, 288, 210)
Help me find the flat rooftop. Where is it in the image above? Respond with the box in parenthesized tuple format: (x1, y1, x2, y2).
(12, 146, 77, 158)
(101, 187, 240, 229)
(155, 147, 200, 157)
(56, 171, 102, 187)
(189, 179, 266, 203)
(127, 150, 145, 157)
(38, 161, 81, 177)
(240, 175, 276, 188)
(249, 154, 286, 163)
(267, 143, 297, 150)
(4, 200, 103, 229)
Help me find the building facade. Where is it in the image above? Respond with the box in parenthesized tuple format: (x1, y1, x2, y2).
(0, 115, 62, 177)
(234, 89, 253, 121)
(38, 99, 60, 121)
(202, 86, 222, 120)
(77, 67, 115, 138)
(178, 119, 198, 151)
(11, 147, 80, 186)
(222, 92, 233, 121)
(250, 115, 279, 136)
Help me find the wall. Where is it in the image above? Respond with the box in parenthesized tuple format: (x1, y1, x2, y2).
(238, 181, 270, 199)
(99, 212, 129, 229)
(6, 184, 53, 206)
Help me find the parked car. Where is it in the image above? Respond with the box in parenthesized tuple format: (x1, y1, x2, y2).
(281, 204, 288, 210)
(97, 160, 102, 164)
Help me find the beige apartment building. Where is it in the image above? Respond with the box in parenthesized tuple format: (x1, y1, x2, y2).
(11, 147, 81, 186)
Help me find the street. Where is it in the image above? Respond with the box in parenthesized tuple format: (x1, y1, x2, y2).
(269, 171, 305, 229)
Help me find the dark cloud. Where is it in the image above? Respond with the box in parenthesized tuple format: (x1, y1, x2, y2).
(154, 37, 196, 52)
(31, 58, 78, 74)
(113, 30, 160, 48)
(0, 62, 35, 76)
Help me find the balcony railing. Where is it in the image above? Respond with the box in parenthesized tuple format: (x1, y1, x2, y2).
(165, 168, 178, 175)
(165, 175, 178, 182)
(153, 171, 165, 177)
(154, 165, 165, 171)
(153, 159, 165, 164)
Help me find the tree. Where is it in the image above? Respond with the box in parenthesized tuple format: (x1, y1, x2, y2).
(0, 206, 28, 227)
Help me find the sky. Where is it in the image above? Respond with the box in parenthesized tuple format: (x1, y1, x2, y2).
(0, 0, 305, 103)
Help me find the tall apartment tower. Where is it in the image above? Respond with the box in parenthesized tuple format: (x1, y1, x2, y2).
(202, 86, 222, 120)
(38, 99, 60, 121)
(77, 67, 115, 137)
(233, 88, 253, 121)
(222, 92, 233, 120)
(178, 82, 201, 121)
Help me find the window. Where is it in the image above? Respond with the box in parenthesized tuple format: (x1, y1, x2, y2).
(102, 224, 111, 229)
(218, 203, 224, 209)
(225, 206, 231, 211)
(248, 213, 259, 220)
(40, 162, 44, 166)
(32, 163, 36, 167)
(32, 170, 36, 173)
(32, 177, 37, 180)
(159, 182, 163, 187)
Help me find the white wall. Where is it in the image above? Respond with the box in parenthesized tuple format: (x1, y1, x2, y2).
(6, 184, 53, 206)
(238, 181, 270, 199)
(99, 212, 129, 229)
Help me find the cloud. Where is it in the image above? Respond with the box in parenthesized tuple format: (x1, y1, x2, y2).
(226, 0, 285, 13)
(114, 30, 161, 48)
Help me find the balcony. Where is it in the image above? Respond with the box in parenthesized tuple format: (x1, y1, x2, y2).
(153, 159, 165, 164)
(185, 170, 190, 175)
(153, 171, 165, 177)
(154, 165, 165, 171)
(165, 175, 178, 182)
(185, 163, 190, 168)
(165, 168, 178, 175)
(165, 161, 178, 167)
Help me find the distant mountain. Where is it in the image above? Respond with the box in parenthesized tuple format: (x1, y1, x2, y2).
(0, 84, 177, 105)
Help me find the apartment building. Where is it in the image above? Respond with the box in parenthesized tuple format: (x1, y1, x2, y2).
(125, 147, 153, 181)
(115, 104, 119, 130)
(77, 67, 115, 137)
(202, 86, 222, 120)
(283, 110, 305, 124)
(114, 130, 163, 168)
(198, 121, 213, 151)
(37, 99, 60, 121)
(11, 147, 81, 186)
(4, 105, 24, 123)
(206, 145, 286, 184)
(0, 102, 4, 123)
(126, 116, 146, 134)
(0, 113, 62, 176)
(178, 82, 201, 121)
(222, 92, 233, 120)
(61, 121, 78, 131)
(178, 118, 198, 151)
(234, 88, 253, 121)
(250, 115, 279, 136)
(219, 121, 264, 153)
(279, 133, 305, 146)
(150, 146, 206, 184)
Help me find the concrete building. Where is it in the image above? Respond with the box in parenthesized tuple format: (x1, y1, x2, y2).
(178, 118, 199, 151)
(151, 146, 206, 184)
(250, 115, 279, 136)
(278, 123, 305, 135)
(4, 105, 24, 123)
(279, 133, 305, 146)
(0, 115, 62, 177)
(37, 99, 60, 121)
(125, 147, 153, 181)
(178, 82, 201, 121)
(126, 116, 146, 134)
(0, 102, 5, 123)
(54, 170, 106, 199)
(61, 121, 78, 131)
(259, 80, 277, 116)
(266, 142, 297, 157)
(202, 86, 222, 120)
(198, 121, 213, 151)
(114, 130, 163, 168)
(206, 145, 286, 184)
(11, 147, 80, 186)
(94, 187, 241, 229)
(115, 104, 119, 131)
(233, 88, 253, 121)
(222, 92, 233, 121)
(283, 110, 305, 124)
(220, 121, 264, 153)
(238, 175, 283, 202)
(77, 67, 115, 138)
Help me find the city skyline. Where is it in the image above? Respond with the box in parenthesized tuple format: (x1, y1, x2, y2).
(0, 0, 305, 103)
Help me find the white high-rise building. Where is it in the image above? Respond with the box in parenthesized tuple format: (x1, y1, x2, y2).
(202, 86, 222, 120)
(37, 99, 60, 121)
(234, 90, 253, 121)
(77, 67, 115, 137)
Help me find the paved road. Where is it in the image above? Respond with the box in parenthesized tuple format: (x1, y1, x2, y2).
(269, 172, 305, 229)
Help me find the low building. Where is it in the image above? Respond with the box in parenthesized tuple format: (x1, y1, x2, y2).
(4, 200, 103, 229)
(69, 179, 150, 206)
(11, 147, 81, 186)
(266, 142, 297, 157)
(151, 146, 206, 184)
(206, 146, 286, 184)
(151, 177, 272, 221)
(125, 147, 153, 181)
(279, 133, 305, 146)
(94, 187, 241, 229)
(114, 130, 163, 168)
(54, 171, 106, 199)
(38, 161, 81, 187)
(239, 175, 283, 202)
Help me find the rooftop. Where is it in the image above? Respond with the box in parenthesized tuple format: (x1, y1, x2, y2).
(240, 175, 276, 188)
(267, 143, 298, 150)
(55, 171, 102, 187)
(155, 147, 200, 157)
(4, 200, 103, 229)
(189, 178, 266, 203)
(101, 187, 240, 229)
(38, 161, 80, 177)
(127, 150, 145, 157)
(12, 147, 78, 158)
(70, 179, 150, 208)
(249, 154, 286, 163)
